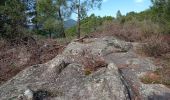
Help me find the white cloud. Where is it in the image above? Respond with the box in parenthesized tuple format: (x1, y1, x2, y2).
(135, 0, 144, 3)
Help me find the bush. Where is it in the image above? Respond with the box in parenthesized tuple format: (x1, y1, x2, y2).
(119, 19, 164, 41)
(0, 0, 27, 42)
(93, 18, 167, 43)
(65, 26, 77, 37)
(141, 35, 169, 57)
(120, 19, 142, 41)
(94, 19, 143, 42)
(140, 20, 162, 38)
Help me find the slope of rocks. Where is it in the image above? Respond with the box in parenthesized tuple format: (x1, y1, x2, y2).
(0, 37, 170, 100)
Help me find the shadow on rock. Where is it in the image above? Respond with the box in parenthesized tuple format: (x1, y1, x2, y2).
(148, 93, 170, 100)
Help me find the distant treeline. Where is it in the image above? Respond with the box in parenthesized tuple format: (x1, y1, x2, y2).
(67, 0, 170, 37)
(117, 0, 170, 34)
(0, 0, 102, 43)
(66, 14, 113, 37)
(0, 0, 170, 43)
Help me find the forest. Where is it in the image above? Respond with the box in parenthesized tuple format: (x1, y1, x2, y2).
(0, 0, 170, 39)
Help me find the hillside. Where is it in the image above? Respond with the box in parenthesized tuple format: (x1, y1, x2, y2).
(0, 0, 170, 100)
(0, 37, 170, 100)
(64, 19, 77, 29)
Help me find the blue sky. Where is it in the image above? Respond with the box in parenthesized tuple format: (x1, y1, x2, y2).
(72, 0, 152, 19)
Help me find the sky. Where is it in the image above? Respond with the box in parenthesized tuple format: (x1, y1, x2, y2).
(72, 0, 152, 19)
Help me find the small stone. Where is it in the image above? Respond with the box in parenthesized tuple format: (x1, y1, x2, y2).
(24, 89, 33, 100)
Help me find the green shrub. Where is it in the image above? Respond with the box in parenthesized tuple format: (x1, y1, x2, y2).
(65, 26, 77, 37)
(0, 0, 27, 42)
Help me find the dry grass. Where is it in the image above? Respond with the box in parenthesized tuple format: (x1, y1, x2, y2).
(140, 72, 161, 84)
(141, 35, 169, 57)
(91, 20, 170, 57)
(92, 19, 168, 42)
(82, 55, 107, 74)
(0, 38, 66, 85)
(140, 71, 170, 88)
(92, 20, 143, 42)
(68, 49, 108, 75)
(140, 56, 170, 88)
(79, 54, 107, 75)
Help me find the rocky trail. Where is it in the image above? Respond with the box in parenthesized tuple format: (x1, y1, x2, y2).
(0, 37, 170, 100)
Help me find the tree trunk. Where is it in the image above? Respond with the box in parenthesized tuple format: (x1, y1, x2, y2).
(35, 0, 39, 31)
(60, 23, 65, 38)
(58, 7, 66, 38)
(35, 11, 39, 31)
(49, 30, 52, 39)
(77, 0, 81, 38)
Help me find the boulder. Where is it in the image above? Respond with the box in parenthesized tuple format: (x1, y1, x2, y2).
(0, 60, 129, 100)
(0, 36, 169, 100)
(0, 37, 132, 100)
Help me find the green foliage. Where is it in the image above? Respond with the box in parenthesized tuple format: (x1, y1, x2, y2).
(116, 10, 126, 24)
(81, 14, 113, 34)
(0, 0, 27, 41)
(81, 14, 102, 34)
(36, 0, 69, 38)
(116, 10, 122, 19)
(117, 0, 170, 34)
(44, 18, 63, 38)
(66, 14, 114, 37)
(65, 26, 77, 37)
(37, 0, 56, 21)
(0, 0, 6, 6)
(70, 0, 102, 20)
(69, 0, 103, 38)
(149, 0, 170, 33)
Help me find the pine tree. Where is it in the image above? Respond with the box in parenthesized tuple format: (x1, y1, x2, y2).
(116, 10, 122, 19)
(69, 0, 102, 38)
(0, 0, 27, 41)
(36, 0, 70, 38)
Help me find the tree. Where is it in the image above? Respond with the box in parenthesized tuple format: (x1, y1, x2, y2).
(150, 0, 170, 33)
(0, 0, 6, 5)
(37, 0, 57, 38)
(80, 14, 107, 34)
(44, 18, 63, 38)
(37, 0, 70, 38)
(116, 10, 122, 19)
(55, 0, 71, 38)
(0, 0, 6, 35)
(116, 10, 125, 24)
(69, 0, 102, 38)
(0, 0, 27, 41)
(150, 0, 170, 20)
(66, 14, 114, 36)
